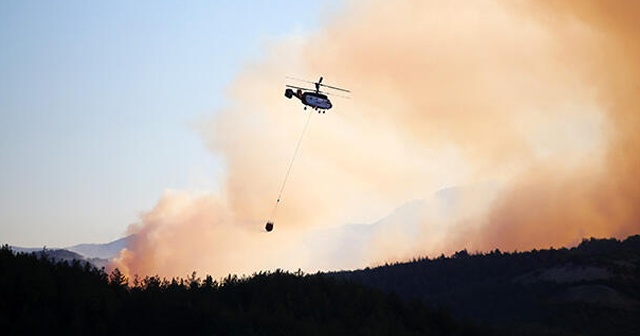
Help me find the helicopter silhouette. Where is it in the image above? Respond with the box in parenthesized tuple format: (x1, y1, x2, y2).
(284, 77, 350, 113)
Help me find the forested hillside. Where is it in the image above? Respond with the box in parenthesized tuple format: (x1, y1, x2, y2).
(333, 235, 640, 336)
(3, 236, 638, 336)
(0, 245, 491, 336)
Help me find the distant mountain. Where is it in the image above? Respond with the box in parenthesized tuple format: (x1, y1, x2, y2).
(66, 235, 132, 260)
(9, 235, 133, 269)
(332, 234, 640, 336)
(305, 183, 499, 271)
(14, 248, 87, 263)
(9, 246, 46, 254)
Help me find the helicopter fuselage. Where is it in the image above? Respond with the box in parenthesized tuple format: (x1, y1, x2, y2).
(285, 88, 332, 111)
(302, 92, 332, 110)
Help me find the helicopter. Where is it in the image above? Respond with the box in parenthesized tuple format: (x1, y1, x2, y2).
(284, 76, 350, 113)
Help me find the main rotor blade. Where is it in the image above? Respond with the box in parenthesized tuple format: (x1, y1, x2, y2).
(286, 85, 313, 91)
(319, 83, 351, 93)
(286, 76, 316, 84)
(323, 91, 351, 99)
(286, 76, 351, 93)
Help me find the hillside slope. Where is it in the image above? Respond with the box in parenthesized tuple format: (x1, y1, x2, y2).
(66, 235, 132, 259)
(333, 235, 640, 336)
(0, 245, 493, 336)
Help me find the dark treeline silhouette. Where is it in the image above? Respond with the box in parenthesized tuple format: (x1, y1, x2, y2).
(0, 245, 493, 336)
(332, 235, 640, 336)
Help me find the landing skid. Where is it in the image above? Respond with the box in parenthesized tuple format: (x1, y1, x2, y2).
(304, 106, 326, 113)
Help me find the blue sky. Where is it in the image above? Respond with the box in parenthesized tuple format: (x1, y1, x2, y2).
(0, 1, 331, 247)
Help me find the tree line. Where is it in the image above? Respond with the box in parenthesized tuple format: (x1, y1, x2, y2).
(0, 245, 494, 336)
(333, 235, 640, 336)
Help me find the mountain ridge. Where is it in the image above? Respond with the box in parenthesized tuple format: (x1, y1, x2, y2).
(66, 235, 133, 259)
(331, 234, 640, 335)
(9, 235, 133, 269)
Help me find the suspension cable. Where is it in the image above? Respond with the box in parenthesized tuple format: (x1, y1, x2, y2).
(268, 109, 313, 226)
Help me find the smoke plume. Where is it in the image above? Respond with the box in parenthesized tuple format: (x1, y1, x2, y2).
(112, 0, 640, 278)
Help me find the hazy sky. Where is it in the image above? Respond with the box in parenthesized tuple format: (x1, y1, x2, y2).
(0, 1, 332, 247)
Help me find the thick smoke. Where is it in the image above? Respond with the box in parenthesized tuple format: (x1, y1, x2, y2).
(475, 0, 640, 251)
(112, 0, 640, 278)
